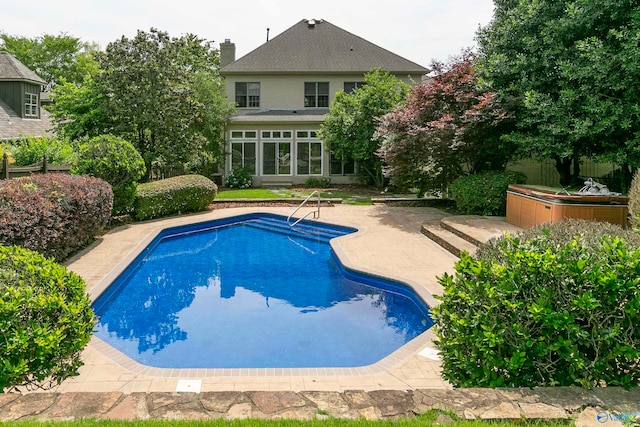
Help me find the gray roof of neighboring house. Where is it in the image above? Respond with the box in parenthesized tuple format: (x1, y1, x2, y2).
(0, 99, 53, 140)
(221, 19, 429, 75)
(0, 51, 46, 85)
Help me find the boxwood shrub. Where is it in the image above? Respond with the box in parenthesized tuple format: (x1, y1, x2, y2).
(72, 134, 146, 216)
(434, 219, 640, 389)
(449, 170, 526, 216)
(0, 245, 95, 391)
(134, 174, 217, 221)
(0, 174, 113, 261)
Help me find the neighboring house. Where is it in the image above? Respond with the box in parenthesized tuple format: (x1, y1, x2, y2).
(220, 19, 428, 186)
(0, 51, 51, 141)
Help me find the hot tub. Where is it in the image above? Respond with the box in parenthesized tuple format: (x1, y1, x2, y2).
(506, 184, 629, 229)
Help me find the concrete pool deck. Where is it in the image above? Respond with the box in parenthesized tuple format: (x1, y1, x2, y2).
(57, 204, 458, 393)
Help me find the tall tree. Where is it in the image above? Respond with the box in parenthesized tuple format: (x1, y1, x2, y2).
(377, 51, 514, 196)
(0, 32, 98, 90)
(319, 68, 408, 188)
(94, 28, 234, 176)
(477, 0, 640, 188)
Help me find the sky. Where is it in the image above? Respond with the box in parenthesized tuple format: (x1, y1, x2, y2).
(0, 0, 495, 68)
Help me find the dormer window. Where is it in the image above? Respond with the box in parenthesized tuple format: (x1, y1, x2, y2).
(235, 82, 260, 108)
(304, 82, 329, 107)
(24, 89, 38, 119)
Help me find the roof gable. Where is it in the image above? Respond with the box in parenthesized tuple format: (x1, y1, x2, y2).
(0, 51, 46, 85)
(221, 19, 428, 75)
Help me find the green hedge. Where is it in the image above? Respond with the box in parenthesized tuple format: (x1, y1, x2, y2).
(0, 173, 113, 261)
(72, 134, 146, 216)
(134, 174, 217, 221)
(0, 245, 95, 391)
(450, 170, 526, 216)
(434, 219, 640, 389)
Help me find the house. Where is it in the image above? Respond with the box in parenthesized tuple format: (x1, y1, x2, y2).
(0, 51, 51, 141)
(219, 19, 428, 187)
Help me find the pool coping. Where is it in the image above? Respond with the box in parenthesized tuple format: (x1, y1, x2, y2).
(87, 210, 441, 379)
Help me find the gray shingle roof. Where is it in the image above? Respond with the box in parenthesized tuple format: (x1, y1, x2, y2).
(0, 51, 46, 84)
(221, 19, 428, 75)
(0, 99, 53, 140)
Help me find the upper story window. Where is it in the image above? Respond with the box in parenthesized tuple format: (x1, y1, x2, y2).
(24, 90, 38, 119)
(235, 82, 260, 108)
(343, 82, 365, 93)
(304, 82, 329, 107)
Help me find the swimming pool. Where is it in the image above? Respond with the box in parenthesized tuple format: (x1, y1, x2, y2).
(92, 213, 434, 369)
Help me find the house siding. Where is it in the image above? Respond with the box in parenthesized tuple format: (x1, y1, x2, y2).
(225, 73, 422, 112)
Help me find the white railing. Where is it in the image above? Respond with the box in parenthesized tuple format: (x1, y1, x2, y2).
(287, 191, 320, 227)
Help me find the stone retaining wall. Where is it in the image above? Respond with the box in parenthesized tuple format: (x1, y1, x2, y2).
(1, 388, 638, 424)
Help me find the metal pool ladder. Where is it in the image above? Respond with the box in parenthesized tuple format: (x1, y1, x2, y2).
(287, 190, 320, 227)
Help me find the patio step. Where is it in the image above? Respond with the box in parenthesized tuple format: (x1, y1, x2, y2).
(421, 215, 522, 258)
(421, 224, 478, 257)
(243, 217, 346, 243)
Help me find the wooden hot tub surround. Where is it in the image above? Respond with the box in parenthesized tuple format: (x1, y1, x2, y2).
(506, 184, 629, 229)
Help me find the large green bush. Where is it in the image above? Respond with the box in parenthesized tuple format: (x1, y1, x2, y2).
(0, 173, 113, 261)
(449, 170, 526, 216)
(72, 134, 146, 215)
(134, 174, 217, 221)
(434, 219, 640, 389)
(0, 245, 95, 391)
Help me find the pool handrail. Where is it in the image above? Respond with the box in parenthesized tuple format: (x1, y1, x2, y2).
(287, 190, 320, 227)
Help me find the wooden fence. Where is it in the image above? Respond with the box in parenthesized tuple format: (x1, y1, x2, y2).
(1, 153, 71, 180)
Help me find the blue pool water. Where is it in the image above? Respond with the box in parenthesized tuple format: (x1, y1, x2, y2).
(93, 213, 433, 369)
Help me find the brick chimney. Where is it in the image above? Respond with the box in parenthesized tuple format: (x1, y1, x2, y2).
(220, 39, 236, 68)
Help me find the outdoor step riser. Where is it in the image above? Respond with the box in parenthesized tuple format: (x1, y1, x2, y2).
(439, 221, 483, 247)
(243, 220, 339, 243)
(421, 225, 477, 258)
(255, 217, 345, 239)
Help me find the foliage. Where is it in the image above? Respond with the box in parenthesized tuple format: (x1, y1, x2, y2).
(0, 245, 95, 392)
(476, 218, 640, 263)
(435, 220, 640, 389)
(320, 68, 408, 188)
(225, 166, 252, 189)
(476, 0, 640, 189)
(48, 74, 111, 141)
(0, 32, 100, 90)
(628, 168, 640, 230)
(134, 174, 217, 221)
(94, 28, 234, 177)
(377, 51, 515, 197)
(304, 176, 332, 188)
(72, 134, 146, 215)
(0, 174, 113, 261)
(449, 170, 526, 216)
(3, 135, 75, 166)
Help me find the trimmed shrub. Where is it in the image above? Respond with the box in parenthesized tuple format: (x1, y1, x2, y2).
(628, 168, 640, 229)
(0, 245, 95, 391)
(475, 218, 640, 263)
(449, 170, 526, 216)
(72, 134, 146, 215)
(434, 219, 640, 389)
(134, 174, 217, 221)
(304, 176, 332, 188)
(0, 173, 113, 261)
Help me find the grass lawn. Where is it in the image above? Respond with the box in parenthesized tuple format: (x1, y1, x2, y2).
(216, 186, 384, 205)
(216, 188, 285, 199)
(1, 412, 573, 426)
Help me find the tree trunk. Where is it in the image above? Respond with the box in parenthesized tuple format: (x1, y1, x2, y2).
(554, 156, 573, 187)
